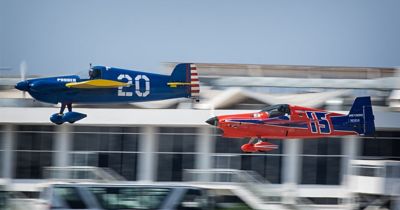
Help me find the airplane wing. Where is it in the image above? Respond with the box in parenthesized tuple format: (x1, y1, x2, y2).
(66, 79, 130, 89)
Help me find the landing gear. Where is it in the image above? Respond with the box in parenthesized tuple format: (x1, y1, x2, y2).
(241, 138, 279, 153)
(50, 103, 87, 125)
(59, 103, 72, 114)
(248, 137, 258, 144)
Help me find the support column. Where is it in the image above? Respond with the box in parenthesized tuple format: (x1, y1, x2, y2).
(53, 125, 72, 168)
(283, 139, 301, 184)
(282, 139, 301, 205)
(342, 136, 360, 209)
(194, 127, 214, 181)
(2, 124, 15, 179)
(138, 126, 158, 182)
(342, 135, 360, 184)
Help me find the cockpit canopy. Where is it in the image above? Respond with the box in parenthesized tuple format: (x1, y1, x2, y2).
(261, 104, 290, 118)
(89, 66, 104, 79)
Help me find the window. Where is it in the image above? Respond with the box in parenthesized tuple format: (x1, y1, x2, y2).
(241, 155, 282, 183)
(213, 138, 283, 183)
(300, 138, 343, 185)
(0, 190, 7, 209)
(156, 127, 198, 181)
(71, 126, 139, 180)
(353, 165, 383, 177)
(178, 189, 205, 210)
(0, 150, 2, 178)
(361, 131, 400, 158)
(88, 187, 170, 210)
(14, 125, 54, 179)
(0, 126, 3, 178)
(54, 187, 87, 209)
(16, 125, 53, 150)
(157, 154, 195, 181)
(261, 104, 290, 118)
(302, 138, 342, 155)
(89, 67, 102, 79)
(301, 156, 341, 184)
(16, 152, 53, 179)
(386, 165, 400, 178)
(72, 126, 139, 152)
(303, 197, 340, 205)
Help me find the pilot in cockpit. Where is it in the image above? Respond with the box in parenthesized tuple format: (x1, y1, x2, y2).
(261, 104, 291, 119)
(89, 68, 101, 80)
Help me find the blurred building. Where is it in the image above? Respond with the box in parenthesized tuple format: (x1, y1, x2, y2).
(0, 63, 400, 209)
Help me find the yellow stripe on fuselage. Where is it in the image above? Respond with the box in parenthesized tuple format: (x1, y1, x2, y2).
(167, 82, 191, 88)
(66, 79, 129, 89)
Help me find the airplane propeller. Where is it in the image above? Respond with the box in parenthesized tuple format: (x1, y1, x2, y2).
(206, 104, 219, 126)
(15, 61, 32, 97)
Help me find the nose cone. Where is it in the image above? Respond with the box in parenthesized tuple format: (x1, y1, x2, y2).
(15, 81, 30, 91)
(206, 117, 218, 126)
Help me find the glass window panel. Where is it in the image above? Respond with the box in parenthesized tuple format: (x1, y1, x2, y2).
(156, 154, 195, 181)
(15, 152, 53, 179)
(240, 155, 282, 184)
(302, 138, 342, 155)
(16, 132, 53, 150)
(17, 125, 54, 132)
(73, 126, 138, 133)
(69, 153, 137, 181)
(122, 134, 139, 151)
(70, 153, 98, 167)
(158, 127, 197, 134)
(0, 125, 3, 178)
(305, 197, 339, 205)
(73, 134, 99, 151)
(120, 153, 137, 181)
(301, 156, 341, 185)
(386, 165, 400, 178)
(88, 187, 170, 210)
(54, 187, 87, 209)
(0, 129, 3, 150)
(0, 151, 2, 178)
(213, 155, 241, 170)
(358, 167, 380, 177)
(361, 133, 400, 157)
(158, 134, 196, 153)
(72, 133, 138, 152)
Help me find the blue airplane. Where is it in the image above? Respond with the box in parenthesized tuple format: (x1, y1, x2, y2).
(15, 63, 200, 124)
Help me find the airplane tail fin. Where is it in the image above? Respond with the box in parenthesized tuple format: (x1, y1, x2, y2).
(168, 63, 200, 102)
(347, 96, 375, 135)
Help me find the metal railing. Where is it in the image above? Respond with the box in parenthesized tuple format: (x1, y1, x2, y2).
(184, 169, 321, 210)
(43, 166, 126, 182)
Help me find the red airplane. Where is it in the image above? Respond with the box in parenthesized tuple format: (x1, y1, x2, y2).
(206, 96, 375, 152)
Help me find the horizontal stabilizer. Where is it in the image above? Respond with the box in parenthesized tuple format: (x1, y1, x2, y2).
(167, 82, 191, 88)
(168, 63, 200, 101)
(66, 79, 129, 89)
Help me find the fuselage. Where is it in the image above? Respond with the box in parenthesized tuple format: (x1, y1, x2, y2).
(20, 66, 190, 104)
(209, 105, 358, 139)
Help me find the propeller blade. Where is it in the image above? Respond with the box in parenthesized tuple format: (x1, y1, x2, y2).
(20, 61, 27, 98)
(20, 61, 27, 81)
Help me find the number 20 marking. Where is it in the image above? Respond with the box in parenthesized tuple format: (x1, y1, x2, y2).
(117, 74, 150, 97)
(305, 111, 331, 134)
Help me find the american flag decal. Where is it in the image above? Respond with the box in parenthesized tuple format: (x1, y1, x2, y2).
(190, 64, 200, 101)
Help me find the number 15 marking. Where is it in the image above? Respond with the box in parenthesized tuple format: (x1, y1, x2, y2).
(305, 111, 331, 134)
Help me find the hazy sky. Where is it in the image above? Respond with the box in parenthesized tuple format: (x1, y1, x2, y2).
(1, 0, 400, 76)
